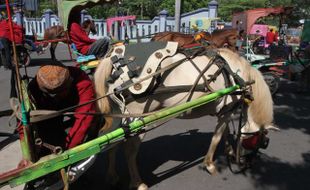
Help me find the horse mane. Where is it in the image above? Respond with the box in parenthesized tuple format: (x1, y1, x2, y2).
(94, 58, 113, 132)
(218, 48, 273, 126)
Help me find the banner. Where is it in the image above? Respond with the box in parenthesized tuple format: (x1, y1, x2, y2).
(190, 17, 212, 30)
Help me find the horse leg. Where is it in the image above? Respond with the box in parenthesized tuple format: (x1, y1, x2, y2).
(223, 124, 234, 157)
(105, 147, 120, 187)
(123, 134, 148, 190)
(204, 113, 232, 175)
(50, 42, 58, 60)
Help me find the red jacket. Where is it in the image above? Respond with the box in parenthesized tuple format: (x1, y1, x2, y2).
(266, 31, 275, 44)
(69, 22, 96, 55)
(26, 67, 96, 149)
(0, 19, 24, 44)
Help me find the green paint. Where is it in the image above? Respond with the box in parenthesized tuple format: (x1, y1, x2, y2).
(1, 85, 240, 187)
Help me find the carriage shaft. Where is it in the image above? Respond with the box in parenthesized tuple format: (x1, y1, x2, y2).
(0, 85, 241, 188)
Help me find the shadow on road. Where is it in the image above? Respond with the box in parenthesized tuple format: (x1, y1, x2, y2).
(250, 152, 310, 190)
(248, 79, 310, 190)
(273, 79, 310, 134)
(138, 129, 225, 186)
(70, 129, 228, 190)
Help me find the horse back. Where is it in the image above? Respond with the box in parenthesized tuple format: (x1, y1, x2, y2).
(152, 32, 195, 47)
(44, 25, 66, 40)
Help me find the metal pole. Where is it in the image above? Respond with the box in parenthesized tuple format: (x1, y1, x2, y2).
(175, 0, 181, 32)
(5, 0, 33, 162)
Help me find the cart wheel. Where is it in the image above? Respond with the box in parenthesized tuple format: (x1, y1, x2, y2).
(23, 52, 31, 66)
(19, 50, 31, 66)
(262, 72, 280, 95)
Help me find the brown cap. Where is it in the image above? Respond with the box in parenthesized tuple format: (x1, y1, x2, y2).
(36, 65, 71, 94)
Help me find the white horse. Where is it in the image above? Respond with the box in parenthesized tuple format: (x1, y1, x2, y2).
(94, 47, 274, 190)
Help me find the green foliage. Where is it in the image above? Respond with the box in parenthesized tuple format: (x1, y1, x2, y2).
(218, 0, 267, 21)
(87, 0, 209, 19)
(34, 0, 309, 26)
(38, 0, 58, 15)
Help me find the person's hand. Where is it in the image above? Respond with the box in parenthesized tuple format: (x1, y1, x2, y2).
(17, 159, 32, 168)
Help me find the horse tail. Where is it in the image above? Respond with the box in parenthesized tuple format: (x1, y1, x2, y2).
(94, 58, 113, 132)
(218, 48, 273, 126)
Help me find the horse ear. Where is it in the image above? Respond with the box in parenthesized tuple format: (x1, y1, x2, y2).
(265, 124, 280, 131)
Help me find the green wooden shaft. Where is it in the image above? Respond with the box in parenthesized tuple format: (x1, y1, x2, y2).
(19, 102, 33, 161)
(129, 85, 240, 132)
(2, 85, 240, 187)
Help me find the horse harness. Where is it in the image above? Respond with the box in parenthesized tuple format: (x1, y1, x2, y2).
(106, 41, 251, 107)
(28, 41, 253, 123)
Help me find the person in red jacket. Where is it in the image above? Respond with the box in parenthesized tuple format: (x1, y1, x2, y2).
(0, 18, 24, 70)
(26, 63, 98, 154)
(0, 19, 24, 44)
(69, 10, 110, 58)
(266, 28, 276, 45)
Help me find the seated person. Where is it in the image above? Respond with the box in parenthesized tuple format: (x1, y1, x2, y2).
(0, 18, 24, 68)
(69, 11, 110, 59)
(23, 63, 98, 155)
(0, 19, 43, 58)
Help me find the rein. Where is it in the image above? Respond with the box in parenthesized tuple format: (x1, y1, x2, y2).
(29, 48, 250, 124)
(29, 54, 194, 123)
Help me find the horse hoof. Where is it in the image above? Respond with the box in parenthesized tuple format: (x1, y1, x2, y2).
(205, 162, 217, 175)
(137, 183, 148, 190)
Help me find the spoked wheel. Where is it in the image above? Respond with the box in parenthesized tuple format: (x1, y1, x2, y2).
(262, 72, 280, 95)
(17, 48, 31, 67)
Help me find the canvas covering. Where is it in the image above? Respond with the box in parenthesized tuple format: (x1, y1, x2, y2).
(232, 7, 285, 34)
(59, 0, 117, 29)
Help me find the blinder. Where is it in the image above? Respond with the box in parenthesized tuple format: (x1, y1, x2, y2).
(241, 129, 269, 150)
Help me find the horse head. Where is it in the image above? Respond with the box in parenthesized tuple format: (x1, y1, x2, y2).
(82, 19, 97, 35)
(219, 48, 275, 163)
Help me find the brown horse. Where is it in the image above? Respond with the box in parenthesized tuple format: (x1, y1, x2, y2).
(43, 19, 97, 60)
(151, 29, 239, 51)
(151, 31, 197, 47)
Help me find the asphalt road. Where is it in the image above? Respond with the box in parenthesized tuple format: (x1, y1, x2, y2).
(1, 44, 310, 190)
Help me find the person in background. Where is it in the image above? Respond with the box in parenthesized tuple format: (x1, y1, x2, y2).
(68, 9, 110, 59)
(266, 28, 276, 45)
(236, 29, 245, 51)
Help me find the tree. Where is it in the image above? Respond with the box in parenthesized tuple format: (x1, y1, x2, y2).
(34, 0, 309, 27)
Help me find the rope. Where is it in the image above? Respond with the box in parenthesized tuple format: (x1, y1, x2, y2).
(29, 56, 191, 123)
